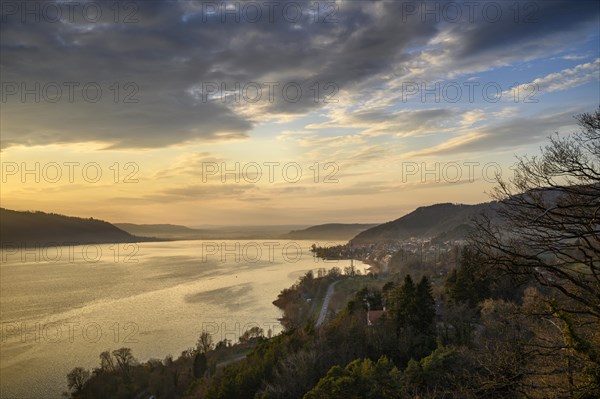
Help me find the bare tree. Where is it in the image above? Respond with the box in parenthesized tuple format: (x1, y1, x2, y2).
(112, 347, 136, 376)
(99, 350, 115, 372)
(66, 367, 90, 393)
(471, 108, 600, 396)
(473, 108, 599, 317)
(261, 350, 322, 398)
(196, 331, 214, 354)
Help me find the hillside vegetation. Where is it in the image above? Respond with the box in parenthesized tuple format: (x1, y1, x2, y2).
(350, 203, 495, 245)
(281, 223, 378, 241)
(0, 208, 151, 247)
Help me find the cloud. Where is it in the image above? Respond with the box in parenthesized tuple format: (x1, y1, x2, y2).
(2, 0, 597, 149)
(151, 152, 224, 180)
(405, 108, 583, 157)
(385, 1, 599, 83)
(128, 183, 258, 203)
(562, 54, 590, 61)
(0, 96, 253, 149)
(307, 108, 455, 137)
(508, 58, 600, 95)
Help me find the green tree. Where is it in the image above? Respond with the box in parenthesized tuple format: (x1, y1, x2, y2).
(402, 345, 473, 397)
(445, 246, 490, 308)
(193, 352, 207, 378)
(387, 275, 437, 363)
(303, 357, 402, 399)
(389, 275, 416, 335)
(414, 276, 436, 334)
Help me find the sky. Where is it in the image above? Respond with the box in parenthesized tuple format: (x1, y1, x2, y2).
(1, 0, 599, 226)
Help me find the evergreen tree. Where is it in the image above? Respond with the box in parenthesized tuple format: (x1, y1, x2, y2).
(445, 246, 490, 307)
(193, 352, 207, 378)
(414, 276, 436, 334)
(394, 275, 416, 333)
(304, 357, 402, 399)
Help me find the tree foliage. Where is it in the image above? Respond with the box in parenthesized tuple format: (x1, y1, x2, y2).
(445, 246, 491, 307)
(303, 357, 402, 399)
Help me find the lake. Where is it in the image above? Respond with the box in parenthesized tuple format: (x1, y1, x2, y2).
(0, 240, 362, 398)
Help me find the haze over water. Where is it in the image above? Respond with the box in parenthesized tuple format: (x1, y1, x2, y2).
(0, 240, 361, 399)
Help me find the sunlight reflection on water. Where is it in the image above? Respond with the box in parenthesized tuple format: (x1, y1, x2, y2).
(0, 240, 362, 398)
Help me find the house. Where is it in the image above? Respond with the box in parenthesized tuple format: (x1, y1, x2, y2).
(367, 309, 385, 326)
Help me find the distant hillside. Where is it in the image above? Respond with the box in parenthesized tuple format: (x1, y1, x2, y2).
(0, 208, 153, 247)
(116, 223, 308, 240)
(115, 223, 210, 240)
(281, 223, 379, 240)
(350, 203, 496, 245)
(352, 186, 596, 246)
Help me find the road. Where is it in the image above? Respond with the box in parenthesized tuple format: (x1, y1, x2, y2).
(316, 280, 339, 327)
(216, 354, 247, 370)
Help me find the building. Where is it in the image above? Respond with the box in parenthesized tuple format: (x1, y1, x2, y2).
(367, 309, 385, 326)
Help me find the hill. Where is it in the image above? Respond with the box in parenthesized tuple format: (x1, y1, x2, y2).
(281, 223, 379, 240)
(350, 202, 496, 245)
(0, 208, 153, 247)
(115, 223, 309, 240)
(114, 223, 210, 240)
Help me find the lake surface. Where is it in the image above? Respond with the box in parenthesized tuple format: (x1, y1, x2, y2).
(0, 240, 362, 398)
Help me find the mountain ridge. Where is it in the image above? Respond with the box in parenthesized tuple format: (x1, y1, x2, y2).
(280, 223, 379, 240)
(0, 208, 156, 247)
(350, 202, 497, 245)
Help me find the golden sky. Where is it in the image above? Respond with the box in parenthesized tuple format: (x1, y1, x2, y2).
(1, 1, 599, 226)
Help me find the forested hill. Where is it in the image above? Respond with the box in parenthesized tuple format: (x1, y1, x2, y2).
(350, 202, 496, 245)
(281, 223, 378, 240)
(115, 223, 207, 240)
(0, 208, 153, 247)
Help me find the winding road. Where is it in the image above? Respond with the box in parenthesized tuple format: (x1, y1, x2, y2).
(316, 280, 339, 327)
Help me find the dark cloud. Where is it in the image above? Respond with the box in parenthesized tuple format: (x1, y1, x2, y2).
(453, 1, 599, 59)
(1, 0, 597, 148)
